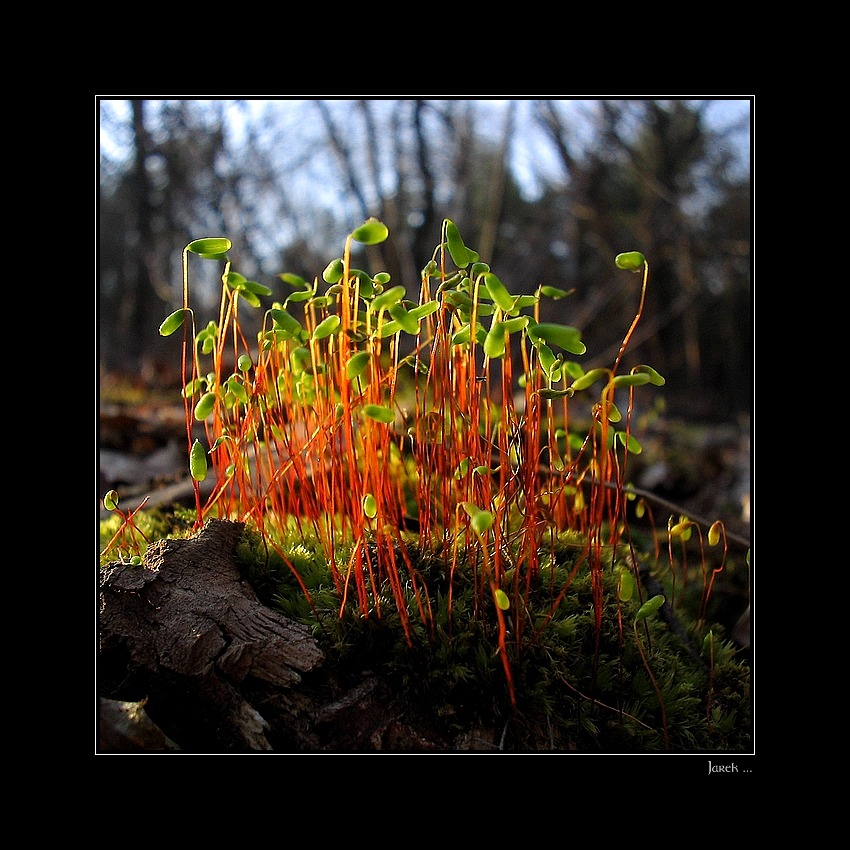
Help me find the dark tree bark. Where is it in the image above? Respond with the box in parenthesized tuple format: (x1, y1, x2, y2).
(98, 519, 487, 753)
(99, 519, 324, 751)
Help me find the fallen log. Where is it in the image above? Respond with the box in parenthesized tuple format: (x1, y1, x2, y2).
(98, 518, 468, 753)
(98, 519, 325, 752)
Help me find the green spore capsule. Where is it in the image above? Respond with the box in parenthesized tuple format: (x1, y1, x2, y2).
(312, 315, 341, 340)
(363, 493, 378, 518)
(194, 391, 216, 421)
(190, 439, 208, 481)
(346, 351, 371, 380)
(159, 309, 187, 337)
(350, 218, 389, 245)
(323, 258, 344, 284)
(618, 569, 635, 601)
(615, 251, 646, 271)
(364, 404, 395, 423)
(186, 237, 232, 258)
(636, 594, 665, 621)
(445, 219, 479, 268)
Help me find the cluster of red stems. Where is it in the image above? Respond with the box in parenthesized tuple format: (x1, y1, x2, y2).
(107, 219, 731, 707)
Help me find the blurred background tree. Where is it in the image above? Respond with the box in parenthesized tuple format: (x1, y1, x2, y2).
(98, 97, 751, 423)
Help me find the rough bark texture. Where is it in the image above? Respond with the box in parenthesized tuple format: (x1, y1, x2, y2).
(99, 519, 326, 751)
(98, 519, 478, 753)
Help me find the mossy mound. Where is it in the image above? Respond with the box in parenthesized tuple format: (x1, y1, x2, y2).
(235, 525, 752, 753)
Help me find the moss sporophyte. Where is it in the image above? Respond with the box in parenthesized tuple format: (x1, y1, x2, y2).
(101, 219, 751, 751)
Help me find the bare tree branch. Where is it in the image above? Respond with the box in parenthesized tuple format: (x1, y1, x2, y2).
(534, 100, 576, 177)
(478, 101, 515, 262)
(314, 100, 370, 220)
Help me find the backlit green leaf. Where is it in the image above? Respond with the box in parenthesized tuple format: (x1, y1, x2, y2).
(435, 272, 464, 293)
(512, 295, 538, 311)
(494, 588, 510, 611)
(483, 273, 515, 312)
(536, 343, 560, 379)
(377, 320, 402, 337)
(159, 309, 187, 337)
(708, 521, 722, 546)
(235, 289, 261, 308)
(615, 431, 642, 453)
(226, 376, 248, 404)
(239, 279, 273, 297)
(618, 569, 635, 601)
(194, 391, 216, 421)
(363, 404, 395, 423)
(363, 493, 378, 518)
(540, 285, 571, 299)
(407, 301, 439, 321)
(312, 315, 341, 340)
(611, 372, 652, 388)
(286, 289, 315, 304)
(503, 316, 529, 335)
(187, 237, 232, 257)
(528, 322, 586, 355)
(570, 368, 609, 392)
(290, 347, 312, 372)
(632, 364, 666, 386)
(483, 321, 507, 359)
(279, 272, 309, 290)
(190, 439, 208, 482)
(346, 351, 371, 380)
(443, 290, 475, 311)
(445, 219, 479, 267)
(270, 308, 303, 338)
(451, 323, 487, 347)
(370, 285, 407, 312)
(349, 268, 375, 297)
(323, 258, 344, 284)
(471, 510, 494, 536)
(350, 217, 389, 245)
(635, 594, 665, 621)
(461, 502, 494, 535)
(615, 251, 646, 272)
(389, 303, 420, 334)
